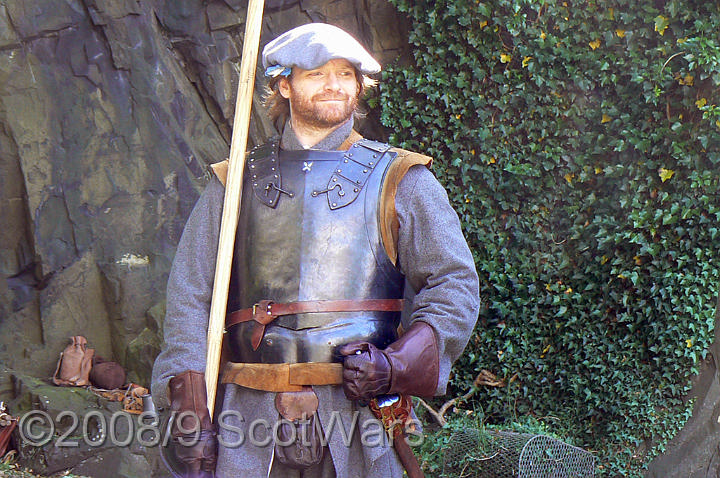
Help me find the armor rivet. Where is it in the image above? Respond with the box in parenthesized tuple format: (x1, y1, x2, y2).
(332, 203, 337, 207)
(373, 154, 377, 158)
(369, 162, 374, 166)
(336, 169, 342, 173)
(363, 169, 368, 173)
(332, 177, 337, 182)
(344, 159, 349, 163)
(274, 174, 278, 178)
(252, 174, 257, 179)
(271, 167, 275, 171)
(266, 339, 273, 346)
(250, 158, 254, 162)
(348, 153, 353, 157)
(354, 188, 359, 192)
(253, 182, 257, 186)
(250, 164, 255, 169)
(339, 190, 345, 197)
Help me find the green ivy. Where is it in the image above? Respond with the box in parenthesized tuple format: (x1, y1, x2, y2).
(379, 0, 720, 476)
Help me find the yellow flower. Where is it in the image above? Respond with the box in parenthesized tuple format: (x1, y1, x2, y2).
(564, 173, 574, 183)
(500, 53, 512, 63)
(686, 339, 693, 348)
(480, 20, 488, 28)
(589, 39, 601, 50)
(540, 31, 547, 40)
(601, 114, 612, 123)
(615, 29, 626, 38)
(522, 56, 532, 68)
(696, 98, 707, 108)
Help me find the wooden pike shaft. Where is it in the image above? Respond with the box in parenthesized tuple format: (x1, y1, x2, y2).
(205, 0, 265, 418)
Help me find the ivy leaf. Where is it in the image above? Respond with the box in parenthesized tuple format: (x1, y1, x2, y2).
(659, 168, 675, 182)
(655, 15, 669, 36)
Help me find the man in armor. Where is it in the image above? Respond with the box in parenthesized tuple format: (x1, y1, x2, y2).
(151, 23, 480, 478)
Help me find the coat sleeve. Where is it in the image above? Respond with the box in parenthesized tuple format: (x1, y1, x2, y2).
(150, 176, 224, 409)
(395, 165, 480, 395)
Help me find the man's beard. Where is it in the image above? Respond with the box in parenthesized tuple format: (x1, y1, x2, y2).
(289, 91, 358, 129)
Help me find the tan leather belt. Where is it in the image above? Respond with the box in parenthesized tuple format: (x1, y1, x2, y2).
(221, 362, 344, 392)
(226, 299, 404, 350)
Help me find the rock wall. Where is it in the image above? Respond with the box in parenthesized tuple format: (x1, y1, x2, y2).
(0, 0, 410, 398)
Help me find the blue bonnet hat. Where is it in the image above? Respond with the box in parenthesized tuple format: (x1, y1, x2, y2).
(261, 23, 381, 78)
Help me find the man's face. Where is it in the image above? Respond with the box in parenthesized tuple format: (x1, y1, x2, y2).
(279, 59, 359, 130)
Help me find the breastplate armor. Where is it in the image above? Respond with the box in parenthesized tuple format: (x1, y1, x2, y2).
(226, 138, 404, 364)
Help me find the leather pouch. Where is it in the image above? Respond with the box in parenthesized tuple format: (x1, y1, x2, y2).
(273, 388, 325, 469)
(52, 336, 95, 387)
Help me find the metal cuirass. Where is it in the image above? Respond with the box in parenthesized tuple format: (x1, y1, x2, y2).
(226, 138, 404, 364)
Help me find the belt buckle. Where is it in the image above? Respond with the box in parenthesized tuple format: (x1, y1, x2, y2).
(252, 300, 275, 322)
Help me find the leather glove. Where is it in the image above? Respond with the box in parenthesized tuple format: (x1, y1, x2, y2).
(340, 321, 439, 401)
(168, 370, 217, 478)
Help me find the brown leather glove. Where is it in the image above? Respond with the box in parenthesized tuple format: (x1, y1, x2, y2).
(340, 321, 439, 401)
(168, 370, 217, 478)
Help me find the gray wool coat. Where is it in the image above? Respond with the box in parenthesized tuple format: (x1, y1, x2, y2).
(151, 119, 480, 477)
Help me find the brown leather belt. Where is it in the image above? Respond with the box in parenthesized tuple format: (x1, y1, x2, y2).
(226, 299, 405, 350)
(221, 362, 344, 392)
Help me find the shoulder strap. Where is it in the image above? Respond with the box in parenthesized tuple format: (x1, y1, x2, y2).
(210, 159, 229, 186)
(379, 148, 433, 266)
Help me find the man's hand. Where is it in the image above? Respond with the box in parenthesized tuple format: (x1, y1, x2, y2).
(339, 342, 392, 401)
(168, 371, 217, 477)
(340, 321, 440, 401)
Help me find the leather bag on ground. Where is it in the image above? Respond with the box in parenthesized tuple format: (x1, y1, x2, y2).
(52, 336, 95, 386)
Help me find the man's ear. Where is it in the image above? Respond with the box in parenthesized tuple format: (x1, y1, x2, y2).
(278, 77, 291, 99)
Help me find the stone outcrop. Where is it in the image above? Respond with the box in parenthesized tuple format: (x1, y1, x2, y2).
(8, 373, 169, 477)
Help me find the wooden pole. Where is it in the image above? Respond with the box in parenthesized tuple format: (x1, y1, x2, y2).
(205, 0, 265, 418)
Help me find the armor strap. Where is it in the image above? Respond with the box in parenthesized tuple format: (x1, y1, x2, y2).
(226, 299, 405, 350)
(221, 362, 344, 392)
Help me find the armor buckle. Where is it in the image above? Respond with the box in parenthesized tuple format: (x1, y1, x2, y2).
(252, 300, 275, 323)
